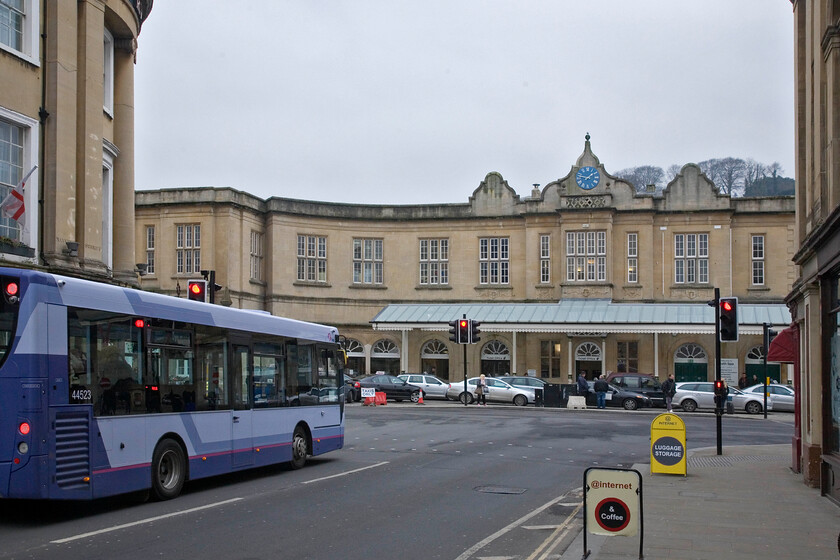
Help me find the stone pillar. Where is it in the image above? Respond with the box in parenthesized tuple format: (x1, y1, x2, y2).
(112, 38, 137, 284)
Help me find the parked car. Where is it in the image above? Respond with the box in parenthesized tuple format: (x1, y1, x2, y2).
(343, 375, 361, 402)
(586, 381, 652, 410)
(605, 373, 666, 407)
(445, 377, 534, 406)
(497, 376, 554, 390)
(397, 374, 451, 400)
(357, 374, 422, 403)
(741, 383, 795, 412)
(673, 382, 772, 414)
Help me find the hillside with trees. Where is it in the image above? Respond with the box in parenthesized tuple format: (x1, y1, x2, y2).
(615, 157, 794, 197)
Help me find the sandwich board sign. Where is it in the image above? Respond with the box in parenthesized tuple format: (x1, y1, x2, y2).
(650, 413, 687, 475)
(583, 467, 643, 559)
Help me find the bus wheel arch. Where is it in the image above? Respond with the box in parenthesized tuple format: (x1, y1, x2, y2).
(151, 435, 188, 500)
(290, 422, 311, 470)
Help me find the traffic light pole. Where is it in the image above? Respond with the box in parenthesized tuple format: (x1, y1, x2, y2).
(462, 343, 468, 407)
(714, 287, 723, 456)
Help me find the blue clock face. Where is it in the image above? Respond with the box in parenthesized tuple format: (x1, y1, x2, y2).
(575, 166, 600, 190)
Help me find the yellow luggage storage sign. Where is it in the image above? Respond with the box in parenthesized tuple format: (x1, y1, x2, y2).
(650, 413, 686, 475)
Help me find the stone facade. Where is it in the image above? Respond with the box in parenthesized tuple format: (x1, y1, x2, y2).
(136, 137, 795, 385)
(788, 0, 840, 496)
(0, 0, 151, 283)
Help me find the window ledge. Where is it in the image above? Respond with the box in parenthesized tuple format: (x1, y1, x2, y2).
(251, 279, 268, 287)
(416, 284, 452, 290)
(293, 281, 330, 288)
(747, 286, 770, 292)
(349, 284, 387, 290)
(475, 284, 512, 290)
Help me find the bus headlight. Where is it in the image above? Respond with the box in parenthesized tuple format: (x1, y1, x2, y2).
(17, 442, 28, 455)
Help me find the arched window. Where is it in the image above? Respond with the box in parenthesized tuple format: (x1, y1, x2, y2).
(480, 340, 510, 376)
(343, 338, 366, 377)
(420, 339, 449, 380)
(575, 342, 601, 361)
(370, 339, 400, 375)
(344, 338, 365, 356)
(746, 346, 765, 362)
(420, 340, 449, 359)
(674, 343, 707, 362)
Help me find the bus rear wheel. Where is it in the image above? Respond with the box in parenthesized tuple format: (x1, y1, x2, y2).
(151, 438, 186, 501)
(290, 425, 309, 470)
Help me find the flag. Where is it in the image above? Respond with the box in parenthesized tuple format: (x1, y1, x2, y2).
(1, 166, 36, 229)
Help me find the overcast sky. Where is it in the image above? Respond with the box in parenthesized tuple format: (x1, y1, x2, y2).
(134, 1, 794, 204)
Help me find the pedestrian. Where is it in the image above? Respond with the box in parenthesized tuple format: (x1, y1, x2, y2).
(751, 374, 759, 385)
(576, 372, 589, 399)
(662, 374, 677, 412)
(475, 374, 488, 406)
(594, 374, 609, 409)
(738, 373, 748, 389)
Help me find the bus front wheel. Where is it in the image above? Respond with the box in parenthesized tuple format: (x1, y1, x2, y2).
(290, 425, 309, 470)
(151, 438, 186, 501)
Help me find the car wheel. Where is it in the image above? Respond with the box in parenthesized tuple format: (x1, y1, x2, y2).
(681, 399, 697, 412)
(410, 391, 420, 403)
(290, 425, 309, 469)
(151, 438, 186, 501)
(623, 398, 638, 411)
(513, 394, 528, 407)
(745, 401, 762, 415)
(459, 392, 474, 405)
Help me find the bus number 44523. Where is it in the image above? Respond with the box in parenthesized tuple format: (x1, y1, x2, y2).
(71, 389, 92, 402)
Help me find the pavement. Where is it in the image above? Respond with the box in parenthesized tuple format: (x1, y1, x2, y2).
(563, 443, 840, 560)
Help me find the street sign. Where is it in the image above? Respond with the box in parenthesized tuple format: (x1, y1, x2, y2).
(650, 413, 687, 476)
(583, 467, 644, 560)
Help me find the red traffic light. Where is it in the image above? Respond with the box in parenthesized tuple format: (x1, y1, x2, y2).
(459, 320, 468, 328)
(721, 300, 733, 312)
(190, 284, 202, 295)
(187, 280, 207, 302)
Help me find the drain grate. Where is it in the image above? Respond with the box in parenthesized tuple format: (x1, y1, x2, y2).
(689, 454, 787, 468)
(475, 486, 527, 495)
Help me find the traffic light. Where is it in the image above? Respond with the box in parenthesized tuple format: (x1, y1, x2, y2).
(187, 279, 207, 302)
(713, 379, 727, 408)
(448, 320, 459, 343)
(458, 319, 469, 344)
(470, 320, 481, 344)
(719, 297, 739, 341)
(763, 323, 778, 354)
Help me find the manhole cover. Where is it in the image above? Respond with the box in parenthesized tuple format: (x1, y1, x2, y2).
(475, 486, 527, 495)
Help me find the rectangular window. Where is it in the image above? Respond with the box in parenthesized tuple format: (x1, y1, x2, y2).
(145, 226, 155, 274)
(674, 233, 709, 284)
(176, 224, 201, 274)
(103, 29, 114, 116)
(565, 229, 607, 282)
(616, 341, 639, 373)
(353, 238, 383, 284)
(0, 0, 24, 52)
(250, 231, 263, 281)
(297, 235, 327, 283)
(0, 119, 23, 241)
(419, 238, 448, 285)
(627, 233, 638, 283)
(479, 237, 509, 285)
(752, 235, 765, 285)
(540, 340, 563, 379)
(540, 234, 550, 283)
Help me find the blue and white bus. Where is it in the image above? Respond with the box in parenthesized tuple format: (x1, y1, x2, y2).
(0, 268, 345, 500)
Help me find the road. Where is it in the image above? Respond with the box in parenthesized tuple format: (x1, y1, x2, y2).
(0, 404, 793, 560)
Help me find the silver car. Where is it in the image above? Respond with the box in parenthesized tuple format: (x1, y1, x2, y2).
(445, 376, 534, 406)
(398, 374, 451, 400)
(674, 382, 772, 414)
(741, 383, 795, 412)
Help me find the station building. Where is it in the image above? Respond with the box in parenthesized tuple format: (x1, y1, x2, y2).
(135, 136, 794, 387)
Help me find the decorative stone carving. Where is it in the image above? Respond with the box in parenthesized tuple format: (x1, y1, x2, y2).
(565, 196, 608, 209)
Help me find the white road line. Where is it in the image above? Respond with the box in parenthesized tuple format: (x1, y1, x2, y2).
(453, 491, 576, 560)
(302, 461, 390, 484)
(50, 498, 244, 544)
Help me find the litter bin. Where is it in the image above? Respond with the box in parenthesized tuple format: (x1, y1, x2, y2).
(534, 388, 544, 407)
(726, 395, 734, 415)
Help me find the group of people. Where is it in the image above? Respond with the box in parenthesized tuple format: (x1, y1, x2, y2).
(738, 373, 760, 389)
(577, 371, 680, 412)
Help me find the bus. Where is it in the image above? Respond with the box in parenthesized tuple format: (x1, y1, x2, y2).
(0, 268, 345, 500)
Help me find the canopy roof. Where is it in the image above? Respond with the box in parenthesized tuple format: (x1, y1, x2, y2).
(371, 300, 790, 335)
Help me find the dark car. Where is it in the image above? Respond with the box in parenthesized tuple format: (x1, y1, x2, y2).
(342, 375, 361, 402)
(586, 381, 652, 410)
(605, 373, 666, 407)
(357, 374, 422, 403)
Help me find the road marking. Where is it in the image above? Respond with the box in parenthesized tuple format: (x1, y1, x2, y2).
(302, 461, 389, 484)
(50, 498, 244, 544)
(453, 490, 577, 560)
(525, 502, 582, 560)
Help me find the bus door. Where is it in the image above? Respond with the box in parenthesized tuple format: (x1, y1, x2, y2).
(231, 343, 253, 468)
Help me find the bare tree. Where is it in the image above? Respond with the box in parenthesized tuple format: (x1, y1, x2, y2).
(743, 158, 769, 191)
(699, 158, 745, 195)
(665, 164, 682, 185)
(614, 165, 664, 191)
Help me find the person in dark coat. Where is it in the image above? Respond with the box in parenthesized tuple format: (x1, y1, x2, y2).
(594, 374, 610, 409)
(662, 374, 677, 412)
(576, 372, 589, 398)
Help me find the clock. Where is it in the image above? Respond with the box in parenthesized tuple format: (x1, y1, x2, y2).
(575, 166, 600, 190)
